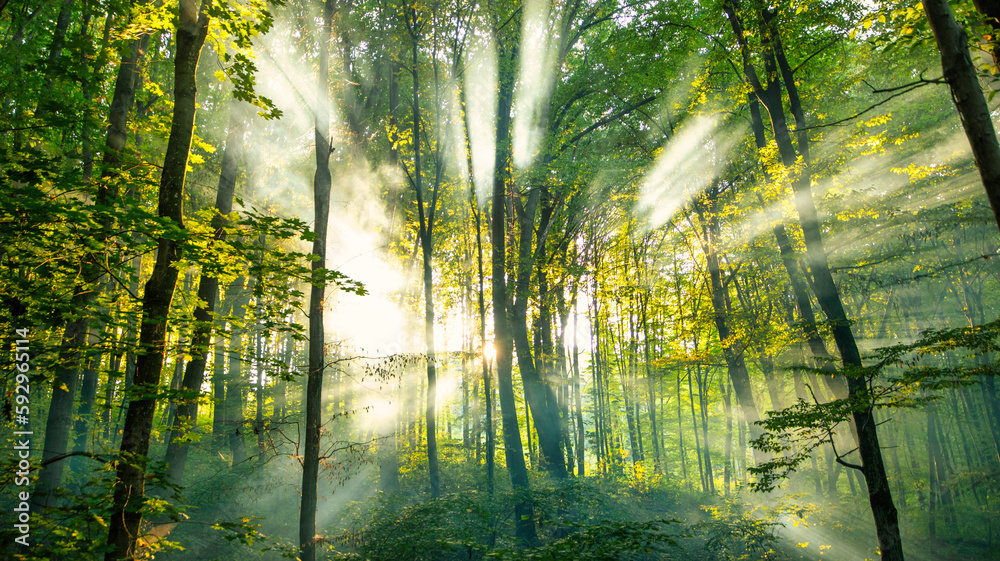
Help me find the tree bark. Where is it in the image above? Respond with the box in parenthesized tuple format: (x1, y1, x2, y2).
(572, 300, 586, 477)
(104, 1, 210, 558)
(695, 188, 764, 462)
(510, 189, 569, 479)
(300, 2, 333, 559)
(35, 23, 149, 510)
(225, 278, 251, 466)
(924, 0, 1000, 232)
(640, 289, 661, 472)
(491, 38, 536, 543)
(408, 18, 442, 497)
(471, 193, 495, 494)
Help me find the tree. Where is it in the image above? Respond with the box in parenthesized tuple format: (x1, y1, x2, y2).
(105, 1, 211, 558)
(35, 9, 151, 508)
(721, 2, 902, 557)
(404, 3, 443, 497)
(163, 102, 245, 485)
(923, 0, 1000, 232)
(490, 3, 537, 542)
(300, 1, 334, 560)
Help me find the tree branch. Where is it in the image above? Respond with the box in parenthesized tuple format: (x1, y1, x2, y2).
(41, 451, 109, 467)
(550, 95, 657, 159)
(801, 78, 944, 131)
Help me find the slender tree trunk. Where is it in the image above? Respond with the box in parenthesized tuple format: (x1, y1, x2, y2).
(723, 378, 733, 495)
(408, 24, 442, 496)
(641, 291, 661, 472)
(697, 365, 715, 493)
(749, 97, 846, 398)
(676, 375, 688, 483)
(573, 300, 586, 477)
(211, 299, 229, 444)
(688, 365, 705, 490)
(591, 282, 607, 471)
(300, 3, 333, 560)
(71, 312, 107, 475)
(102, 315, 123, 435)
(35, 24, 149, 510)
(471, 191, 494, 494)
(105, 2, 209, 558)
(491, 40, 536, 543)
(928, 404, 939, 541)
(696, 191, 763, 461)
(273, 331, 291, 422)
(226, 279, 251, 466)
(164, 311, 189, 431)
(255, 321, 267, 461)
(612, 317, 641, 468)
(34, 0, 73, 120)
(725, 3, 903, 557)
(163, 103, 243, 484)
(510, 189, 569, 479)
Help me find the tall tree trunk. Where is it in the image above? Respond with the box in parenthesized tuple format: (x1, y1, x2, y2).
(697, 365, 715, 493)
(924, 0, 1000, 232)
(611, 314, 641, 467)
(673, 256, 690, 487)
(491, 39, 536, 543)
(225, 278, 251, 466)
(510, 189, 569, 479)
(254, 320, 267, 460)
(101, 313, 123, 435)
(300, 2, 333, 559)
(573, 300, 586, 477)
(274, 330, 292, 422)
(163, 103, 243, 484)
(471, 195, 495, 494)
(725, 3, 903, 557)
(641, 291, 661, 472)
(33, 0, 73, 120)
(408, 20, 441, 496)
(35, 25, 149, 510)
(687, 365, 705, 490)
(212, 300, 230, 443)
(748, 97, 846, 399)
(723, 378, 733, 494)
(695, 190, 763, 461)
(70, 314, 106, 475)
(104, 1, 210, 558)
(928, 405, 939, 541)
(164, 308, 189, 431)
(591, 279, 607, 471)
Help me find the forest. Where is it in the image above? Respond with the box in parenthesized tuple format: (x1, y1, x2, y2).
(3, 0, 1000, 559)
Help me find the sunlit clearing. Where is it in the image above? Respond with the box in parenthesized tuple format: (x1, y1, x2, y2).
(513, 0, 558, 170)
(465, 28, 497, 206)
(635, 116, 745, 230)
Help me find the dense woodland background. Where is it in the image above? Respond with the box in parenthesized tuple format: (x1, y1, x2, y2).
(4, 0, 1000, 559)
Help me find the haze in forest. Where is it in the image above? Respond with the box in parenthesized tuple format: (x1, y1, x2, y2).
(3, 1, 1000, 561)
